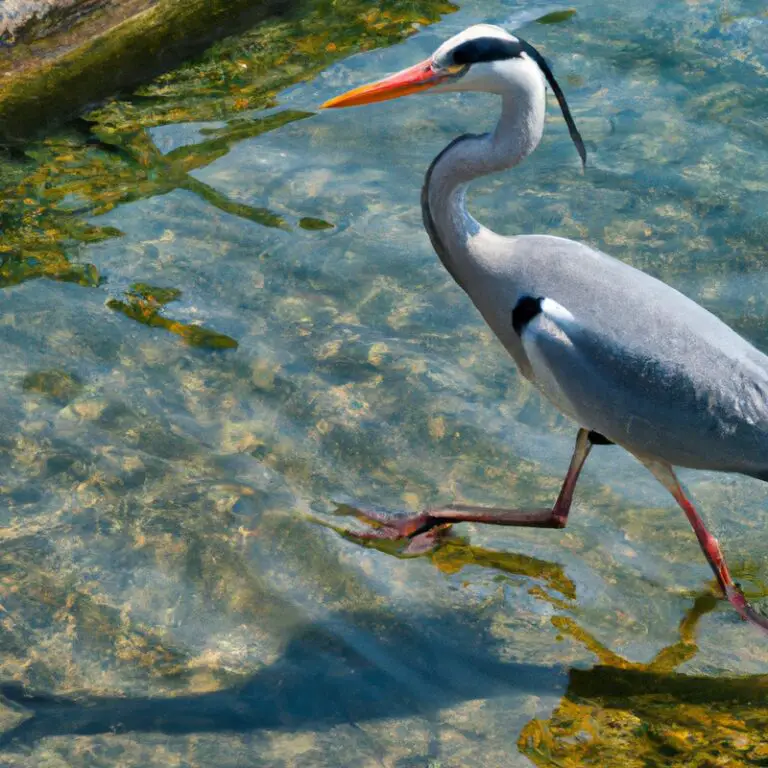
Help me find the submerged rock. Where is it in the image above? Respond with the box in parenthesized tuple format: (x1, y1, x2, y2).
(0, 0, 298, 140)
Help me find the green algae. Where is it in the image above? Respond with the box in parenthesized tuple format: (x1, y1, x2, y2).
(126, 283, 182, 306)
(535, 9, 577, 25)
(107, 282, 239, 349)
(106, 297, 239, 350)
(299, 217, 335, 231)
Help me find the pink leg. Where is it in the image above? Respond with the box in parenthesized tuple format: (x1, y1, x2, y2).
(342, 429, 594, 553)
(641, 457, 768, 633)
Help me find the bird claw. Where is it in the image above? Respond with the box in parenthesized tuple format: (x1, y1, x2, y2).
(402, 528, 447, 555)
(724, 584, 768, 633)
(333, 504, 452, 555)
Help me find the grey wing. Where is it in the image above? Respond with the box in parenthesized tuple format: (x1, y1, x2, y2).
(519, 298, 768, 477)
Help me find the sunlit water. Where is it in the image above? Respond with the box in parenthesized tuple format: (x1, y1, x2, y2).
(2, 0, 768, 764)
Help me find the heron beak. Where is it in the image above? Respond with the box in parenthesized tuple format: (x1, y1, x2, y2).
(321, 58, 443, 108)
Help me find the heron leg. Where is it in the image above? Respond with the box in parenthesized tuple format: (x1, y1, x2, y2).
(640, 457, 768, 633)
(342, 429, 594, 553)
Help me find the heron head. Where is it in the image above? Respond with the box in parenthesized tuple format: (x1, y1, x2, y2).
(321, 24, 585, 167)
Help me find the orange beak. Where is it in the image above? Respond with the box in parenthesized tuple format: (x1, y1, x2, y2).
(321, 58, 444, 109)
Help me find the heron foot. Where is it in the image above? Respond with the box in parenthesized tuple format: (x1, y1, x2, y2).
(334, 431, 594, 555)
(724, 584, 768, 633)
(334, 505, 454, 555)
(335, 502, 576, 557)
(686, 516, 768, 633)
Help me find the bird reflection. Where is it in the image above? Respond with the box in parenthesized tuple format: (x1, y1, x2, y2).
(520, 594, 768, 765)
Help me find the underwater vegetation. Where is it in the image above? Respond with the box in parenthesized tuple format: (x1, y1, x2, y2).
(520, 597, 768, 766)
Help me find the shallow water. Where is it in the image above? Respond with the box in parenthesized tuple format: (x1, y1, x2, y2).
(2, 0, 768, 764)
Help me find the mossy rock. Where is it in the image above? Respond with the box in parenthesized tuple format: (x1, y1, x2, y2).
(0, 0, 300, 141)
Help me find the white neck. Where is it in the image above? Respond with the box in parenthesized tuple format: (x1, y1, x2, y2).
(423, 80, 546, 290)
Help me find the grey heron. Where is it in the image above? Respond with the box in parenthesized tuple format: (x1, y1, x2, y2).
(322, 24, 768, 631)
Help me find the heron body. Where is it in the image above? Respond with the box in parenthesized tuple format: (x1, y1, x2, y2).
(447, 229, 768, 479)
(323, 24, 768, 631)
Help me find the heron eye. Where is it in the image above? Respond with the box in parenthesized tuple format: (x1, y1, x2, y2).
(442, 63, 468, 76)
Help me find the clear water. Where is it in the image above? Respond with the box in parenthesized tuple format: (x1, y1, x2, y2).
(2, 0, 768, 764)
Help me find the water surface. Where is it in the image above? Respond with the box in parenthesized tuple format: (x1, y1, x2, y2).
(2, 0, 768, 764)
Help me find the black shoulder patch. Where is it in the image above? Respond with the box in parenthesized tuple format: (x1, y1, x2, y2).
(451, 37, 524, 66)
(511, 296, 543, 335)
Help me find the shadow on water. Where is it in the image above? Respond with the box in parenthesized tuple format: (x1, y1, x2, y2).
(0, 604, 565, 748)
(0, 525, 574, 748)
(1, 533, 768, 764)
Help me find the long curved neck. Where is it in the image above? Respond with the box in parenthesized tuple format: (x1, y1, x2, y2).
(422, 85, 546, 291)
